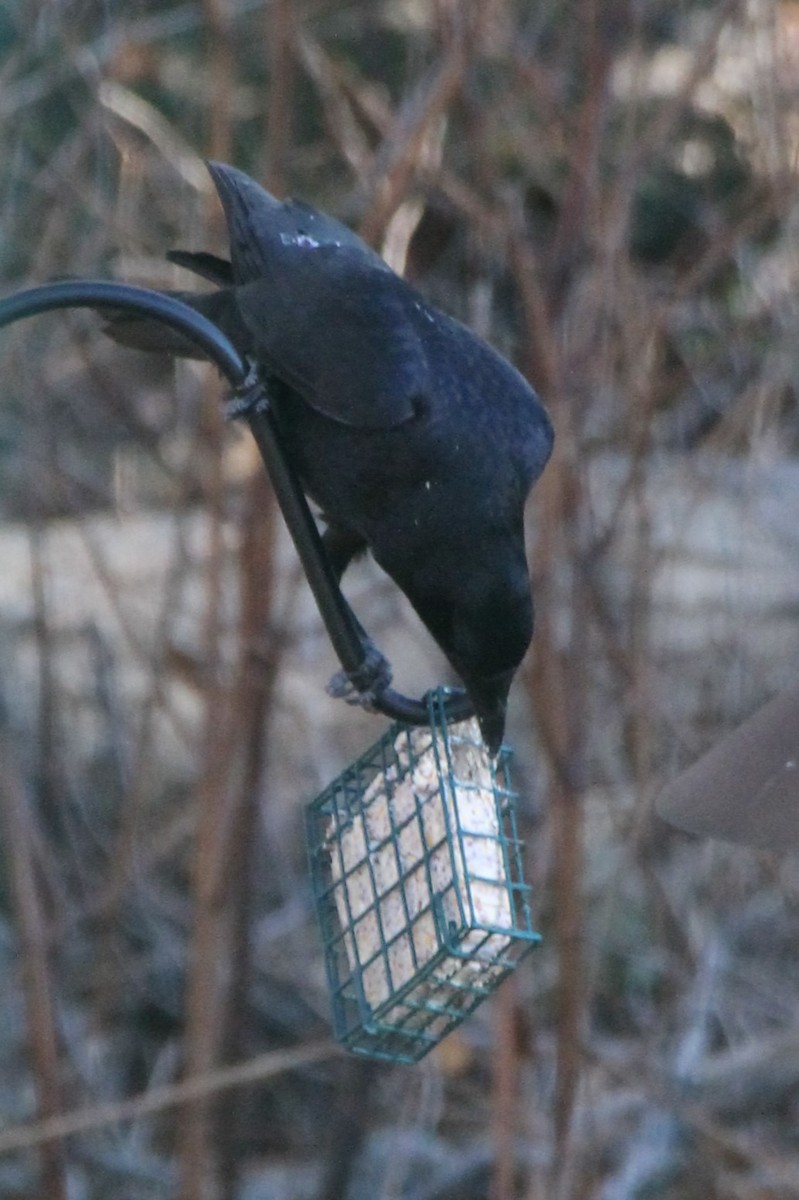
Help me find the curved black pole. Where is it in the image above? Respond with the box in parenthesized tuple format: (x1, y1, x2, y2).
(0, 280, 473, 727)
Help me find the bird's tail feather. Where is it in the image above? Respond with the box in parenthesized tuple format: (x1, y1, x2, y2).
(101, 288, 246, 359)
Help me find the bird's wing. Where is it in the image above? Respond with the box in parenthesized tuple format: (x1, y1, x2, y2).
(202, 160, 429, 427)
(235, 251, 430, 429)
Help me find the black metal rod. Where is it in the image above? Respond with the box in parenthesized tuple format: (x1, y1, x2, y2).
(0, 280, 473, 727)
(244, 407, 369, 677)
(0, 281, 246, 384)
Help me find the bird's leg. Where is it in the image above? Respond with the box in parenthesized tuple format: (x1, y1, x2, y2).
(326, 639, 393, 710)
(225, 361, 271, 419)
(322, 525, 393, 709)
(320, 524, 368, 582)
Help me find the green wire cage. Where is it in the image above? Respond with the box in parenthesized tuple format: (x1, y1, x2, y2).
(306, 689, 540, 1064)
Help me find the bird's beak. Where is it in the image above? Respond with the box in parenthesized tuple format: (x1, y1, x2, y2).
(465, 668, 515, 757)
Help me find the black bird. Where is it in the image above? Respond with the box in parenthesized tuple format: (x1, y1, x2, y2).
(105, 162, 554, 752)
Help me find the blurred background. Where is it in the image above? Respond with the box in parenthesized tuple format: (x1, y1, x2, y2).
(1, 1, 799, 1197)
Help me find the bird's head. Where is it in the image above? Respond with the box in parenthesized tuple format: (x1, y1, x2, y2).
(448, 589, 532, 755)
(409, 552, 534, 756)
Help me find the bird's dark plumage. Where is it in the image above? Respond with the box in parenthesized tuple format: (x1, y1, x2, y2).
(105, 161, 554, 752)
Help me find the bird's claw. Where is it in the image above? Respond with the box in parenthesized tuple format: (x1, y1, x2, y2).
(225, 363, 270, 420)
(327, 642, 393, 711)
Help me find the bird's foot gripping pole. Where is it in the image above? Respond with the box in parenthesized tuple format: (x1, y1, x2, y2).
(225, 361, 270, 419)
(326, 637, 393, 711)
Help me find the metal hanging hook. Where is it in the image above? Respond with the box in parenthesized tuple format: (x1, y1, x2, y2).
(0, 280, 473, 728)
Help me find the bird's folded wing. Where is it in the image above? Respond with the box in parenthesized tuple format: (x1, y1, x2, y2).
(235, 252, 430, 429)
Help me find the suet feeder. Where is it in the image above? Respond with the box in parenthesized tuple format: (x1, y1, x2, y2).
(307, 689, 539, 1063)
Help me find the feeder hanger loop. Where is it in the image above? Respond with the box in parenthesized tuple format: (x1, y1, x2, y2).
(0, 280, 473, 729)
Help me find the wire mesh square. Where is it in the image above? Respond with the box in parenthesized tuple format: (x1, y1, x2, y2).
(306, 689, 540, 1063)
